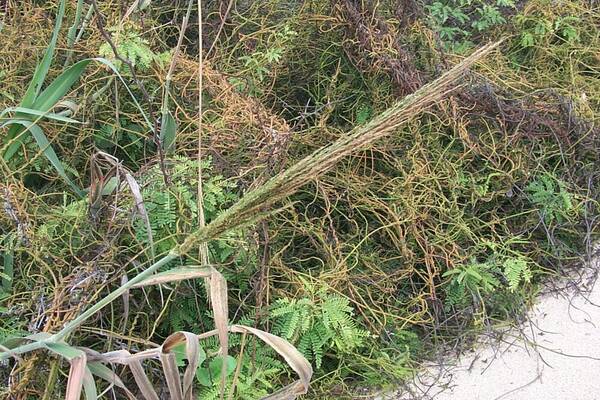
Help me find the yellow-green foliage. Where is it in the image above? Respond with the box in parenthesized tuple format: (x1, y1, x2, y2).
(132, 156, 238, 256)
(99, 23, 170, 72)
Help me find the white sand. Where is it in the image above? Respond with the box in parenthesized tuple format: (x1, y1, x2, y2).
(390, 274, 600, 400)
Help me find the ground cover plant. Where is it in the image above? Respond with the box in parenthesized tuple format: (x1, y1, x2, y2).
(0, 0, 598, 399)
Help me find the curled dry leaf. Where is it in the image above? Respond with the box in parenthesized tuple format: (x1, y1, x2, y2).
(76, 263, 311, 400)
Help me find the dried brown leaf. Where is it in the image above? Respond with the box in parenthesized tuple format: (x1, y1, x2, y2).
(65, 354, 87, 400)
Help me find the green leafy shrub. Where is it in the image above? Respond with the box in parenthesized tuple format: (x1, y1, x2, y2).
(132, 156, 239, 257)
(99, 23, 170, 72)
(130, 156, 259, 336)
(443, 258, 501, 308)
(444, 252, 533, 309)
(517, 13, 580, 48)
(270, 280, 368, 368)
(171, 336, 286, 400)
(232, 24, 298, 95)
(426, 0, 514, 50)
(525, 174, 577, 224)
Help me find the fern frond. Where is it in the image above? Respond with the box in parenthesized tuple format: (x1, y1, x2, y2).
(503, 257, 531, 291)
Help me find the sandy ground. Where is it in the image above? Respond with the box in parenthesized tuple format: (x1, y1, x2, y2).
(388, 270, 600, 400)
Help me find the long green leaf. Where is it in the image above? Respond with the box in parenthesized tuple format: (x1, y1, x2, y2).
(3, 120, 83, 197)
(65, 0, 85, 66)
(3, 124, 26, 161)
(45, 342, 84, 361)
(3, 0, 78, 162)
(3, 56, 151, 151)
(159, 111, 177, 154)
(88, 362, 136, 398)
(32, 60, 90, 112)
(0, 107, 80, 124)
(82, 367, 98, 400)
(1, 235, 14, 293)
(3, 57, 151, 185)
(21, 0, 66, 108)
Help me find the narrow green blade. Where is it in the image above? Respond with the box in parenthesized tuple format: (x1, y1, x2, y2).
(1, 107, 80, 124)
(159, 110, 177, 153)
(1, 235, 14, 293)
(5, 120, 84, 197)
(32, 60, 90, 112)
(21, 0, 66, 107)
(45, 342, 84, 361)
(83, 367, 98, 400)
(2, 124, 26, 161)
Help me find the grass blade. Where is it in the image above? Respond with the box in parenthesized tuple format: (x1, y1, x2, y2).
(82, 367, 98, 400)
(124, 173, 155, 259)
(230, 325, 312, 399)
(160, 332, 200, 400)
(87, 362, 136, 400)
(129, 360, 160, 400)
(1, 235, 14, 292)
(65, 354, 86, 400)
(131, 264, 229, 393)
(160, 351, 183, 400)
(2, 59, 87, 160)
(3, 120, 83, 197)
(32, 60, 91, 113)
(159, 111, 177, 154)
(45, 342, 84, 360)
(21, 0, 66, 107)
(1, 107, 81, 124)
(65, 0, 85, 66)
(44, 341, 93, 400)
(210, 266, 229, 394)
(131, 266, 214, 288)
(2, 124, 27, 161)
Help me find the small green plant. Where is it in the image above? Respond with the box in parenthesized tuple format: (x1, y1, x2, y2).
(482, 238, 534, 292)
(270, 280, 368, 368)
(232, 24, 297, 95)
(355, 103, 373, 125)
(196, 351, 284, 400)
(164, 296, 205, 333)
(35, 198, 89, 256)
(1, 0, 88, 196)
(132, 156, 239, 257)
(0, 309, 26, 345)
(171, 337, 286, 400)
(0, 235, 25, 342)
(516, 13, 580, 48)
(173, 345, 237, 388)
(502, 256, 532, 292)
(93, 120, 146, 160)
(525, 174, 577, 224)
(427, 0, 514, 51)
(443, 258, 501, 308)
(99, 23, 170, 72)
(444, 246, 534, 310)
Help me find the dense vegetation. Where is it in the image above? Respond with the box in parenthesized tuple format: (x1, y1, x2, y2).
(0, 0, 598, 399)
